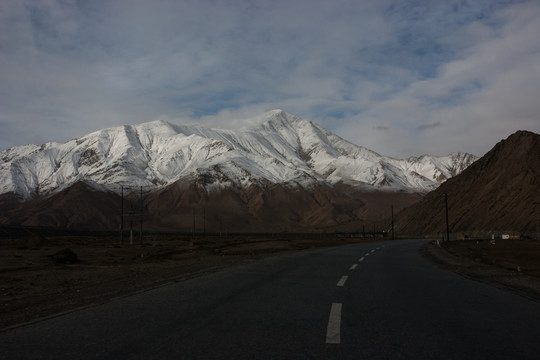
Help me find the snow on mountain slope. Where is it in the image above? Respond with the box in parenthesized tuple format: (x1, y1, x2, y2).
(0, 110, 477, 200)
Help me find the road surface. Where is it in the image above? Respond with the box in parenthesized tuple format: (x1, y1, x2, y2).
(2, 239, 540, 359)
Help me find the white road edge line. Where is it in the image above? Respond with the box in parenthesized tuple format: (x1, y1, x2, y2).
(337, 276, 348, 287)
(350, 264, 358, 270)
(326, 303, 342, 344)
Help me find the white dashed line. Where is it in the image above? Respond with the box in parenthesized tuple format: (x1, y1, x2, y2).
(327, 247, 385, 344)
(326, 303, 342, 344)
(336, 276, 348, 287)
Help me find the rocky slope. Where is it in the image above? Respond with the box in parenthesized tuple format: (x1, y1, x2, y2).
(396, 130, 540, 237)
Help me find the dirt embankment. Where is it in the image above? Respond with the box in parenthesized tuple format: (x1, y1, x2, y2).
(0, 234, 370, 329)
(423, 239, 540, 301)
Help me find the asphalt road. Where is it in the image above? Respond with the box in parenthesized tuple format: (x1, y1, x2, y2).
(2, 239, 540, 359)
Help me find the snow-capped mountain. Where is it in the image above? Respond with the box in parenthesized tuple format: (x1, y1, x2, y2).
(0, 110, 477, 200)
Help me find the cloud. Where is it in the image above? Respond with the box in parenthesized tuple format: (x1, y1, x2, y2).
(1, 0, 539, 158)
(334, 0, 540, 156)
(417, 122, 443, 131)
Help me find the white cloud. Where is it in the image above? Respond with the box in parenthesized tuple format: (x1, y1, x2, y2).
(0, 0, 539, 158)
(333, 0, 540, 157)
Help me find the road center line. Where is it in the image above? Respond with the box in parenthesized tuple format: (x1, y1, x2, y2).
(359, 257, 365, 262)
(349, 264, 358, 270)
(326, 303, 342, 344)
(337, 275, 348, 286)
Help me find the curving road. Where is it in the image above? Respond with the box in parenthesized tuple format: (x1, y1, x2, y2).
(2, 239, 540, 359)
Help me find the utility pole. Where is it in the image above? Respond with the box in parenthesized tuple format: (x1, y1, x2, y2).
(444, 191, 450, 241)
(391, 205, 395, 240)
(192, 208, 195, 237)
(534, 202, 540, 241)
(129, 200, 134, 245)
(120, 185, 124, 244)
(139, 186, 143, 244)
(119, 185, 146, 245)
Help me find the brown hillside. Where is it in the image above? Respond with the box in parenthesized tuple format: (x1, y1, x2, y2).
(142, 181, 421, 233)
(0, 182, 122, 230)
(0, 180, 421, 233)
(396, 130, 540, 237)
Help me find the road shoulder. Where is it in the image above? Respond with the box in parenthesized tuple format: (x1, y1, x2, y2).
(421, 240, 540, 302)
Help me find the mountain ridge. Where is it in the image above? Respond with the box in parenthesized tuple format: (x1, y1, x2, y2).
(0, 110, 477, 201)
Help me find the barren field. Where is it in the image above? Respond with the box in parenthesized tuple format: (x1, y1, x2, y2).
(424, 238, 540, 301)
(0, 233, 368, 329)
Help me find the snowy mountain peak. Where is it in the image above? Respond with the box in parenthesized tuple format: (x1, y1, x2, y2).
(260, 109, 293, 120)
(0, 111, 477, 200)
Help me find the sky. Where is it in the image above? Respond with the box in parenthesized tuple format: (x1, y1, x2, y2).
(1, 0, 539, 158)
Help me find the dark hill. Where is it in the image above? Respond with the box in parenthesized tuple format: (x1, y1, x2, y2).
(396, 130, 540, 238)
(0, 180, 420, 234)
